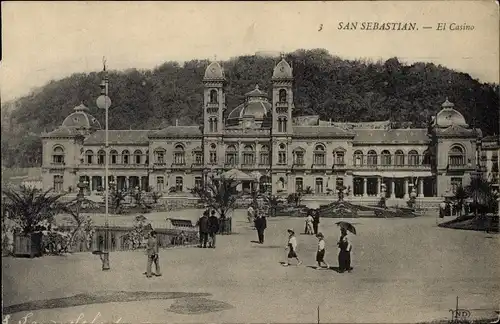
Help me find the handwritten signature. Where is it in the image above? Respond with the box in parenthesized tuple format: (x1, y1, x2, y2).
(3, 312, 122, 324)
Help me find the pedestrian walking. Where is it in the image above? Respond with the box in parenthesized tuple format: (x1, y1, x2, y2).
(254, 212, 267, 244)
(284, 229, 301, 266)
(208, 210, 219, 248)
(196, 210, 210, 248)
(247, 205, 255, 224)
(312, 210, 320, 235)
(337, 227, 352, 273)
(316, 232, 329, 269)
(305, 212, 314, 235)
(145, 231, 161, 278)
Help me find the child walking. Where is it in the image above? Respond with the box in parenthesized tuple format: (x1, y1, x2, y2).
(284, 229, 302, 266)
(316, 232, 329, 269)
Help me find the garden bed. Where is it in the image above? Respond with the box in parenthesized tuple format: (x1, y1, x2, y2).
(438, 213, 499, 232)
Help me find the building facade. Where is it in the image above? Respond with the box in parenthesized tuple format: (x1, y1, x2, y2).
(41, 57, 500, 203)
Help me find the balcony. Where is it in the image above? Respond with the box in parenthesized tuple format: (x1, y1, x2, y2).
(190, 163, 204, 170)
(292, 163, 306, 170)
(447, 164, 474, 171)
(311, 164, 328, 171)
(332, 163, 347, 171)
(353, 163, 432, 171)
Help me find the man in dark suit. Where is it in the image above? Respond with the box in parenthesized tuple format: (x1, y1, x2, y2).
(312, 211, 320, 235)
(146, 231, 161, 278)
(254, 213, 267, 244)
(196, 210, 210, 248)
(208, 210, 219, 248)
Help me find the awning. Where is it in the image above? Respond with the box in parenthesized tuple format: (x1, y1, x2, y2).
(352, 171, 433, 178)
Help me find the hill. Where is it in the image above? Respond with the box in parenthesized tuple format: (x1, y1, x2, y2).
(1, 48, 499, 168)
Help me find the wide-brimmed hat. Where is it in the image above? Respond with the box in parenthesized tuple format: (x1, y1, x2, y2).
(316, 232, 324, 238)
(287, 229, 295, 234)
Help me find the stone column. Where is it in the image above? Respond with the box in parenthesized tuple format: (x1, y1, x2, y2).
(404, 178, 409, 199)
(139, 177, 142, 190)
(90, 177, 94, 191)
(126, 176, 130, 190)
(363, 177, 368, 197)
(101, 176, 105, 190)
(376, 177, 381, 196)
(418, 178, 424, 197)
(390, 178, 396, 198)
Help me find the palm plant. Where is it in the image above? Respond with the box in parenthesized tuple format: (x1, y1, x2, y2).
(2, 185, 67, 234)
(108, 189, 128, 213)
(262, 194, 282, 217)
(465, 177, 498, 215)
(452, 186, 468, 217)
(191, 175, 240, 219)
(57, 197, 98, 250)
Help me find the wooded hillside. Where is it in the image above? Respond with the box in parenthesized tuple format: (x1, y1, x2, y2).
(1, 48, 498, 168)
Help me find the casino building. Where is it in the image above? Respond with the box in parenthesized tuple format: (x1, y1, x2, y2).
(41, 56, 500, 204)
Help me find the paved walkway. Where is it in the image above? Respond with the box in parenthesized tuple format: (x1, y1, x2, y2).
(3, 211, 499, 323)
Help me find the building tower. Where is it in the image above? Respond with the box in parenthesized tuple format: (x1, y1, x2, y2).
(203, 61, 226, 135)
(271, 54, 294, 134)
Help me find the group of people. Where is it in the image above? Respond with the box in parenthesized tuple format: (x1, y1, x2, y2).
(285, 226, 353, 273)
(304, 210, 321, 235)
(196, 209, 220, 248)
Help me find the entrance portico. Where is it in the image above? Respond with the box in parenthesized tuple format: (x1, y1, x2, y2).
(352, 171, 433, 198)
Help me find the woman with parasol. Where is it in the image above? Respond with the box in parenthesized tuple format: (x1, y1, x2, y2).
(336, 221, 356, 273)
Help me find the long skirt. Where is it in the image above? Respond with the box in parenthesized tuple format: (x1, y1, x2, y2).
(338, 250, 351, 272)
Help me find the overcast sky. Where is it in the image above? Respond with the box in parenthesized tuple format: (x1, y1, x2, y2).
(1, 1, 498, 103)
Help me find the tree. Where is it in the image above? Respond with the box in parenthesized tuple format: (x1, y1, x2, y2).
(108, 190, 128, 213)
(2, 186, 67, 234)
(465, 177, 498, 215)
(287, 193, 303, 207)
(262, 194, 282, 217)
(57, 197, 98, 250)
(452, 186, 468, 217)
(191, 175, 240, 219)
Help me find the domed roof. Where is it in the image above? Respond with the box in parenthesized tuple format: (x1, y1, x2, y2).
(62, 103, 101, 129)
(203, 61, 225, 81)
(435, 99, 468, 128)
(227, 86, 271, 122)
(245, 84, 268, 98)
(272, 57, 293, 80)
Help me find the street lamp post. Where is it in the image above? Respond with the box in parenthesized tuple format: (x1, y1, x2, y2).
(96, 58, 112, 271)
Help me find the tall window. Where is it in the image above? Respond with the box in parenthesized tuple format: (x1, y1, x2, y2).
(315, 178, 324, 194)
(278, 144, 286, 164)
(243, 145, 255, 165)
(175, 176, 183, 192)
(209, 89, 218, 103)
(97, 150, 105, 165)
(52, 146, 65, 164)
(145, 150, 149, 164)
(334, 149, 345, 165)
(122, 150, 130, 164)
(154, 149, 165, 164)
(85, 150, 93, 164)
(395, 150, 404, 166)
(408, 150, 419, 166)
(451, 177, 462, 193)
(134, 150, 142, 164)
(260, 145, 269, 165)
(336, 177, 344, 189)
(279, 89, 287, 102)
(278, 117, 287, 132)
(367, 150, 377, 166)
(314, 145, 326, 165)
(294, 148, 305, 165)
(53, 175, 64, 192)
(110, 150, 118, 164)
(381, 150, 391, 166)
(209, 144, 217, 164)
(448, 145, 465, 166)
(295, 177, 303, 193)
(209, 117, 218, 132)
(194, 177, 203, 189)
(156, 176, 165, 192)
(226, 145, 238, 165)
(194, 151, 203, 165)
(354, 150, 363, 166)
(173, 145, 185, 165)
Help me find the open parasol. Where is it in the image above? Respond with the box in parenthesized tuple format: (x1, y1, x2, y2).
(335, 221, 357, 235)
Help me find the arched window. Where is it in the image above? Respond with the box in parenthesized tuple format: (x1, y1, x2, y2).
(260, 175, 271, 193)
(226, 145, 238, 166)
(173, 145, 185, 165)
(175, 176, 183, 192)
(134, 150, 142, 164)
(381, 150, 391, 166)
(367, 150, 377, 166)
(97, 150, 105, 165)
(278, 117, 287, 132)
(110, 150, 118, 164)
(334, 147, 346, 165)
(52, 146, 65, 164)
(209, 89, 218, 104)
(209, 144, 217, 164)
(278, 143, 287, 164)
(209, 117, 218, 132)
(293, 147, 305, 165)
(395, 150, 404, 166)
(354, 150, 364, 166)
(422, 150, 432, 165)
(448, 145, 465, 166)
(85, 150, 94, 164)
(193, 148, 203, 165)
(408, 150, 419, 166)
(243, 145, 255, 165)
(315, 178, 324, 194)
(279, 89, 287, 102)
(154, 148, 165, 164)
(314, 144, 326, 165)
(122, 150, 130, 164)
(260, 145, 270, 165)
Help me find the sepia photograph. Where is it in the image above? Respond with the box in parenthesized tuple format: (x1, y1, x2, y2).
(1, 1, 499, 323)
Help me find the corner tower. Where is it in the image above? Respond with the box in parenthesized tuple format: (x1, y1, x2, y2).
(203, 61, 226, 135)
(271, 54, 293, 134)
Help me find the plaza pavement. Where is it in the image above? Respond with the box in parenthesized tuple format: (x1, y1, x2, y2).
(2, 210, 499, 323)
